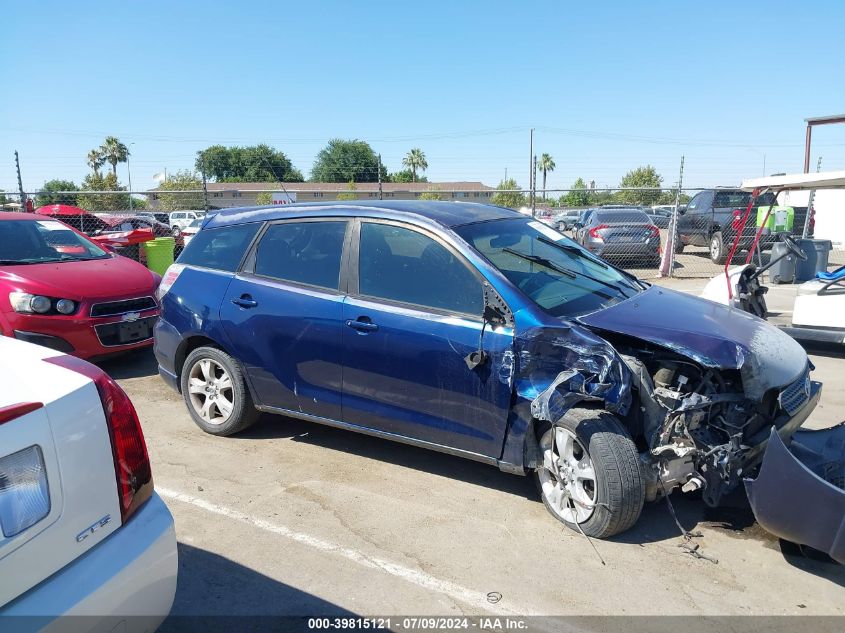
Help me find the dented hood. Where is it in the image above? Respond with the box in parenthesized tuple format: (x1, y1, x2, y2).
(576, 286, 808, 400)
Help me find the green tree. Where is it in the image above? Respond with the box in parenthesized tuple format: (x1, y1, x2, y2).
(35, 179, 79, 207)
(77, 172, 130, 212)
(155, 170, 205, 211)
(254, 191, 273, 205)
(419, 186, 442, 201)
(196, 144, 302, 182)
(562, 177, 590, 207)
(335, 181, 358, 201)
(389, 169, 427, 183)
(128, 196, 148, 210)
(311, 139, 386, 183)
(87, 149, 105, 176)
(618, 165, 663, 205)
(491, 178, 526, 209)
(100, 136, 130, 177)
(537, 153, 555, 200)
(402, 148, 428, 182)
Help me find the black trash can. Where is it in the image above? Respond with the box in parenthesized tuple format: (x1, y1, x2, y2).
(768, 242, 796, 284)
(795, 239, 833, 282)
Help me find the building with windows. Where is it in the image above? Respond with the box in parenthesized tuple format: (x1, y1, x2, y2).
(146, 181, 495, 210)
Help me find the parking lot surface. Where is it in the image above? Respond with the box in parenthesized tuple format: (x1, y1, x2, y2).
(101, 281, 844, 621)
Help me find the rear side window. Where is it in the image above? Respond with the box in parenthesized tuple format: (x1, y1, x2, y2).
(253, 221, 347, 290)
(177, 223, 260, 272)
(713, 191, 751, 208)
(358, 222, 482, 315)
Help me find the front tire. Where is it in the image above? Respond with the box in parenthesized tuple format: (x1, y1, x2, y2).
(181, 346, 258, 436)
(534, 408, 645, 538)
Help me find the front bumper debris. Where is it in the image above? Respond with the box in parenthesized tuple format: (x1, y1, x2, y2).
(744, 423, 845, 564)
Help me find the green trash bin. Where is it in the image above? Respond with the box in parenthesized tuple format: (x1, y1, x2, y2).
(756, 206, 795, 232)
(143, 237, 175, 275)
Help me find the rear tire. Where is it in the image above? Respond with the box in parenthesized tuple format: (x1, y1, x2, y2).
(709, 231, 728, 264)
(534, 408, 645, 538)
(673, 232, 685, 254)
(181, 346, 259, 436)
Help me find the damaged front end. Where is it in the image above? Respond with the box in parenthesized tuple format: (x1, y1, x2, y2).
(516, 298, 822, 510)
(616, 343, 821, 507)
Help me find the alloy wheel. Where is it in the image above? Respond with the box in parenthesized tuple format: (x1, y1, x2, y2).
(187, 358, 235, 425)
(538, 426, 597, 524)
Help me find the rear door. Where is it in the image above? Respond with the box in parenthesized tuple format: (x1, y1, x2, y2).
(0, 339, 121, 607)
(340, 219, 513, 458)
(680, 191, 713, 246)
(219, 218, 350, 421)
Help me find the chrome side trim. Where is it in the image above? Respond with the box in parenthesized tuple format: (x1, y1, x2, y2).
(255, 404, 501, 467)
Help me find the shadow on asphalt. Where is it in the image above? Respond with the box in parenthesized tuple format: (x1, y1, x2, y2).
(96, 347, 159, 379)
(103, 347, 843, 579)
(159, 543, 355, 630)
(238, 412, 540, 503)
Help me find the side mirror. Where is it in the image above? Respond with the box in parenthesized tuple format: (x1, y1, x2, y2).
(465, 283, 513, 370)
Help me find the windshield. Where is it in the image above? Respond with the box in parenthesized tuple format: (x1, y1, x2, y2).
(455, 217, 643, 317)
(187, 218, 203, 229)
(0, 219, 109, 264)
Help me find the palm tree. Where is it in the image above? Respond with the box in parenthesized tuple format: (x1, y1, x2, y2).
(402, 148, 428, 182)
(538, 153, 555, 200)
(100, 136, 130, 177)
(87, 149, 104, 175)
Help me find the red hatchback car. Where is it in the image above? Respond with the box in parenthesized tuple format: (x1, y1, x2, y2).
(0, 213, 161, 359)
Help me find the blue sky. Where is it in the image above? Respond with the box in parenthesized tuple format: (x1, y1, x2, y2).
(2, 0, 845, 194)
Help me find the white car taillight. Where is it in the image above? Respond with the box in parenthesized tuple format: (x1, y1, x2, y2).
(0, 445, 50, 537)
(156, 263, 185, 301)
(45, 356, 152, 524)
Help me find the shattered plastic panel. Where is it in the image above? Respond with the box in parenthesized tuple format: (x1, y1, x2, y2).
(744, 424, 845, 564)
(514, 324, 631, 423)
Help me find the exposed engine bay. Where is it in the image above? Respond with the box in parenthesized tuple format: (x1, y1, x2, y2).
(617, 342, 801, 507)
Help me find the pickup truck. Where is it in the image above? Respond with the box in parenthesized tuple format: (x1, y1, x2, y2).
(675, 189, 810, 263)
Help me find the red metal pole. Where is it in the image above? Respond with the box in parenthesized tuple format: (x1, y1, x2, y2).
(724, 188, 760, 299)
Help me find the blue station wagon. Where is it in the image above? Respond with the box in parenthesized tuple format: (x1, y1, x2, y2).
(154, 201, 820, 538)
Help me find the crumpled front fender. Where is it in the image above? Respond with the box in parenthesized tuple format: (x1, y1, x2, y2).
(514, 324, 631, 423)
(744, 424, 845, 564)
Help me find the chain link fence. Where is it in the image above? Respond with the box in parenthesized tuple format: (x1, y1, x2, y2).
(2, 187, 842, 281)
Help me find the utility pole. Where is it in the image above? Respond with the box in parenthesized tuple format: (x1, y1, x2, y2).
(528, 129, 534, 210)
(126, 143, 135, 212)
(532, 154, 538, 216)
(504, 167, 507, 183)
(200, 158, 210, 213)
(15, 151, 26, 210)
(378, 154, 383, 200)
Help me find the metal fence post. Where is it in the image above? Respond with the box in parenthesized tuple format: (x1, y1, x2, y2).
(666, 156, 685, 277)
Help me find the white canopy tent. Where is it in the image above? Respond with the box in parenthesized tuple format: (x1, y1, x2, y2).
(741, 170, 845, 191)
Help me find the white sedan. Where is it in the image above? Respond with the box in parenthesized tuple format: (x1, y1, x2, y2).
(0, 337, 177, 629)
(180, 218, 204, 246)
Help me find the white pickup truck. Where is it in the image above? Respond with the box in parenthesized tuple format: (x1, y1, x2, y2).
(0, 337, 177, 629)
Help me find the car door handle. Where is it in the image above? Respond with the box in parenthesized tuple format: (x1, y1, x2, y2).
(232, 296, 258, 308)
(345, 319, 378, 332)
